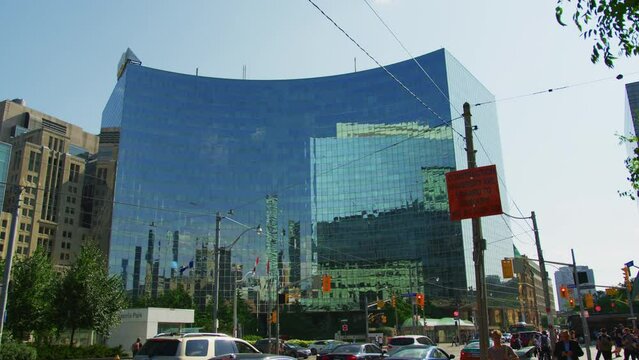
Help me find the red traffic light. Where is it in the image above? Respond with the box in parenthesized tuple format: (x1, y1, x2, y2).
(595, 305, 602, 312)
(453, 310, 459, 317)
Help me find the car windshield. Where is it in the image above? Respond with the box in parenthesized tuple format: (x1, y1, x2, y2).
(333, 345, 362, 354)
(286, 344, 301, 349)
(138, 339, 180, 356)
(390, 348, 431, 359)
(325, 342, 346, 351)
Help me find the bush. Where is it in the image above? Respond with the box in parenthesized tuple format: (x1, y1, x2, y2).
(0, 342, 37, 360)
(34, 344, 123, 360)
(286, 339, 312, 348)
(243, 335, 262, 344)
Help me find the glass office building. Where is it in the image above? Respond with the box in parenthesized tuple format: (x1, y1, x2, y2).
(101, 48, 514, 311)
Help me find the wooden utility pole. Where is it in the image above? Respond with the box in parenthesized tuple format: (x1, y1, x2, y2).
(462, 102, 489, 360)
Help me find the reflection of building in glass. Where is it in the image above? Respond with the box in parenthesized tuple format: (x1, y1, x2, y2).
(101, 48, 514, 318)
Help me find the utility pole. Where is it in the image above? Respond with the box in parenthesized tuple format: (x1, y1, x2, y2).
(463, 102, 489, 360)
(0, 187, 22, 346)
(364, 294, 370, 341)
(531, 211, 555, 350)
(276, 281, 280, 355)
(572, 249, 592, 360)
(212, 212, 222, 333)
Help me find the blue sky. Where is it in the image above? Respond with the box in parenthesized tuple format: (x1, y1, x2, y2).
(1, 1, 637, 290)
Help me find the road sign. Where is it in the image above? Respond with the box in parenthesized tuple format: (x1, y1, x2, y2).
(567, 284, 577, 289)
(445, 165, 503, 221)
(342, 324, 348, 332)
(401, 292, 417, 297)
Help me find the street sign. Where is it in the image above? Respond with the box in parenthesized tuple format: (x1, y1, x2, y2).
(445, 165, 503, 221)
(625, 260, 634, 268)
(401, 292, 417, 297)
(567, 284, 577, 289)
(342, 324, 349, 332)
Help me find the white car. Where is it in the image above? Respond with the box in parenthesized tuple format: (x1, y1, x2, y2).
(134, 333, 260, 360)
(387, 335, 435, 354)
(308, 340, 338, 355)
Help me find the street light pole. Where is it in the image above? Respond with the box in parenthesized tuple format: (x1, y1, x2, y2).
(212, 212, 222, 333)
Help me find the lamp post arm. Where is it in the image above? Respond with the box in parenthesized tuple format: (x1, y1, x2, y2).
(223, 227, 258, 251)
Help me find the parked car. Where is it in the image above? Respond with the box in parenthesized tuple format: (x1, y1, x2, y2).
(387, 336, 436, 354)
(134, 332, 259, 360)
(309, 340, 340, 355)
(317, 341, 348, 356)
(318, 343, 385, 360)
(210, 354, 296, 360)
(459, 339, 494, 360)
(386, 345, 454, 360)
(282, 343, 311, 359)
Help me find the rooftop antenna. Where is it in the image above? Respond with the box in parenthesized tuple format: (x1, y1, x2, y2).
(354, 57, 357, 72)
(242, 65, 247, 80)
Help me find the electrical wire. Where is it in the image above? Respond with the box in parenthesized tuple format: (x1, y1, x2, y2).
(361, 0, 461, 117)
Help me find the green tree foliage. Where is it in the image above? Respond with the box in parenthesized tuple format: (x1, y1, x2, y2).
(7, 248, 57, 342)
(555, 0, 639, 67)
(0, 342, 37, 360)
(618, 135, 639, 199)
(53, 241, 126, 346)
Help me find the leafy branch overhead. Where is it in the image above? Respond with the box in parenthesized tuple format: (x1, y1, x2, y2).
(618, 134, 639, 200)
(556, 0, 639, 67)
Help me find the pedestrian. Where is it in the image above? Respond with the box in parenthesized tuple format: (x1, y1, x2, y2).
(452, 335, 458, 347)
(553, 330, 584, 360)
(597, 328, 614, 360)
(488, 330, 518, 360)
(511, 334, 522, 350)
(539, 330, 552, 360)
(621, 328, 638, 360)
(131, 337, 143, 357)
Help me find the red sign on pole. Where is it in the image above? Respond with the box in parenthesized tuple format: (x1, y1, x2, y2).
(341, 324, 348, 332)
(445, 165, 503, 221)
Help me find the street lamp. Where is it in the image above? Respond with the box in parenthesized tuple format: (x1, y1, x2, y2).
(212, 211, 262, 333)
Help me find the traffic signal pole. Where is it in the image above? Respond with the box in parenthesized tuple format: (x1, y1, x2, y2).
(531, 211, 555, 351)
(572, 249, 592, 360)
(462, 103, 490, 360)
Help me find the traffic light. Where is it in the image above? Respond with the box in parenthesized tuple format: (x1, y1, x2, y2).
(453, 310, 460, 319)
(584, 293, 594, 309)
(560, 285, 568, 299)
(381, 315, 387, 324)
(416, 293, 425, 308)
(271, 310, 277, 324)
(605, 288, 618, 296)
(623, 266, 632, 291)
(501, 258, 514, 278)
(322, 274, 332, 292)
(391, 295, 397, 308)
(569, 298, 575, 307)
(376, 300, 385, 309)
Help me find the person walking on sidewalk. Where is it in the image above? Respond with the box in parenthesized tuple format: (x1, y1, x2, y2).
(131, 338, 143, 357)
(553, 330, 584, 360)
(488, 330, 518, 360)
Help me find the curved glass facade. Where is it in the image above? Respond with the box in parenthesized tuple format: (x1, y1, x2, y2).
(100, 48, 513, 311)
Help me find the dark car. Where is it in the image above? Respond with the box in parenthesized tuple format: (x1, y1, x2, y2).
(282, 343, 311, 359)
(209, 354, 296, 360)
(386, 345, 454, 360)
(459, 340, 494, 360)
(255, 339, 279, 354)
(318, 341, 348, 356)
(318, 343, 385, 360)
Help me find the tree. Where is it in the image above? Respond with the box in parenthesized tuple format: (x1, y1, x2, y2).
(53, 241, 126, 346)
(555, 0, 639, 67)
(618, 135, 639, 199)
(6, 248, 57, 342)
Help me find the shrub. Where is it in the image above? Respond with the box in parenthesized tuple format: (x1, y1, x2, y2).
(0, 342, 37, 360)
(243, 335, 262, 344)
(34, 344, 123, 360)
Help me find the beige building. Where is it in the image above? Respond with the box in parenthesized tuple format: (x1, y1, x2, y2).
(0, 99, 99, 267)
(514, 254, 557, 327)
